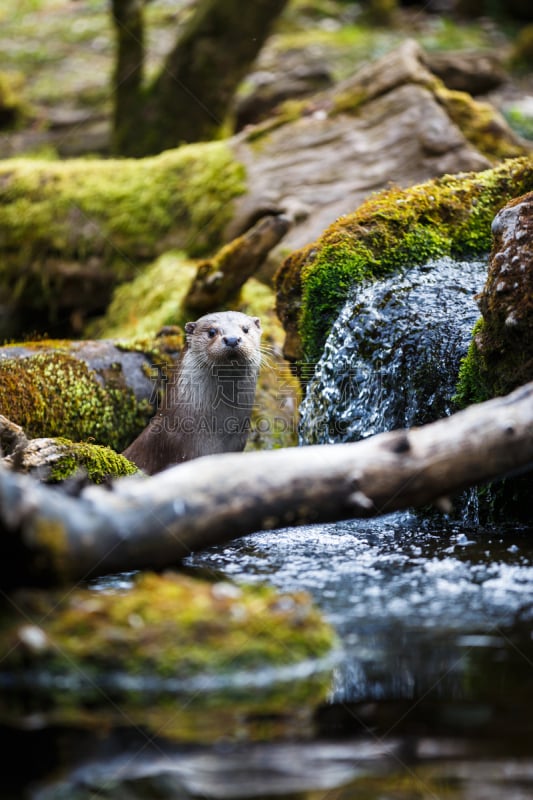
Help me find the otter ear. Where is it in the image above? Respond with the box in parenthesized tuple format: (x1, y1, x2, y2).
(185, 322, 196, 334)
(252, 317, 261, 330)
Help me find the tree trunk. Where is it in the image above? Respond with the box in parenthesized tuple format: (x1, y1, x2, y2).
(114, 0, 289, 156)
(111, 0, 145, 155)
(1, 381, 532, 589)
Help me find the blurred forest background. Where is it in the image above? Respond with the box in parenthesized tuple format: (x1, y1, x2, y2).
(1, 0, 533, 160)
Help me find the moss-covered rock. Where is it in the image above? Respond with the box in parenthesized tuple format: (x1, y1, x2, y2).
(275, 156, 533, 365)
(0, 337, 183, 452)
(0, 572, 338, 739)
(2, 435, 138, 483)
(435, 86, 529, 162)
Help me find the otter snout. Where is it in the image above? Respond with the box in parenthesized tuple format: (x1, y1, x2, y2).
(223, 336, 241, 348)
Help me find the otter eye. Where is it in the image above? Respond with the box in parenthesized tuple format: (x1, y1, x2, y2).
(242, 325, 249, 334)
(207, 327, 217, 338)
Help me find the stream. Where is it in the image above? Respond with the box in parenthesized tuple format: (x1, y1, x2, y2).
(4, 257, 533, 799)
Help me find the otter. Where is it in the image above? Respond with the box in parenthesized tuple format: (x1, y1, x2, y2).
(123, 311, 262, 474)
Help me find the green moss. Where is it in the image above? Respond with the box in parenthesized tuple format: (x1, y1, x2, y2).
(453, 318, 491, 407)
(288, 157, 533, 362)
(435, 86, 528, 162)
(455, 318, 533, 407)
(0, 349, 151, 451)
(0, 569, 338, 740)
(0, 141, 246, 286)
(2, 571, 337, 681)
(47, 438, 138, 482)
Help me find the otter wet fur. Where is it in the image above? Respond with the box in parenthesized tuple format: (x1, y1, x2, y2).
(123, 311, 262, 474)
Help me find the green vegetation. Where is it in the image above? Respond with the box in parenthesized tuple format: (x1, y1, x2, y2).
(46, 437, 138, 482)
(503, 106, 533, 140)
(435, 86, 528, 161)
(86, 251, 197, 339)
(453, 318, 492, 407)
(0, 141, 246, 262)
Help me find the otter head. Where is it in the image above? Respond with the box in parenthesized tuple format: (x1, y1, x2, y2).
(184, 311, 262, 369)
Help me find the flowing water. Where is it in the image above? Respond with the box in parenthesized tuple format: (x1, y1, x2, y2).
(5, 257, 533, 799)
(299, 256, 486, 444)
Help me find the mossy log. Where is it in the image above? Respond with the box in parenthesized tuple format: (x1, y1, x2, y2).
(1, 380, 532, 589)
(0, 333, 183, 452)
(184, 213, 291, 314)
(0, 142, 246, 335)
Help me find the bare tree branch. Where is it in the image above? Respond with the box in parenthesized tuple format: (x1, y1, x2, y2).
(1, 381, 532, 589)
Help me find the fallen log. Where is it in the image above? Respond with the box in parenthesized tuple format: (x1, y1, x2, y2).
(1, 381, 532, 589)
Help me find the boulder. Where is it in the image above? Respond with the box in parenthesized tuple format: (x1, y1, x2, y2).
(421, 50, 507, 95)
(228, 39, 527, 260)
(456, 190, 533, 404)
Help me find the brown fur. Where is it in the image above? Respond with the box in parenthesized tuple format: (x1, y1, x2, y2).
(123, 311, 262, 474)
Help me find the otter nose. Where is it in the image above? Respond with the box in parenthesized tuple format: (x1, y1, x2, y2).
(223, 336, 241, 348)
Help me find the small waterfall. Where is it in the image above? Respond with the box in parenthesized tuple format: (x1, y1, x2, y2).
(299, 256, 487, 446)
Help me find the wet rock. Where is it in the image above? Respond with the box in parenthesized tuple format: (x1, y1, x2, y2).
(275, 157, 533, 365)
(455, 189, 533, 406)
(478, 191, 533, 347)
